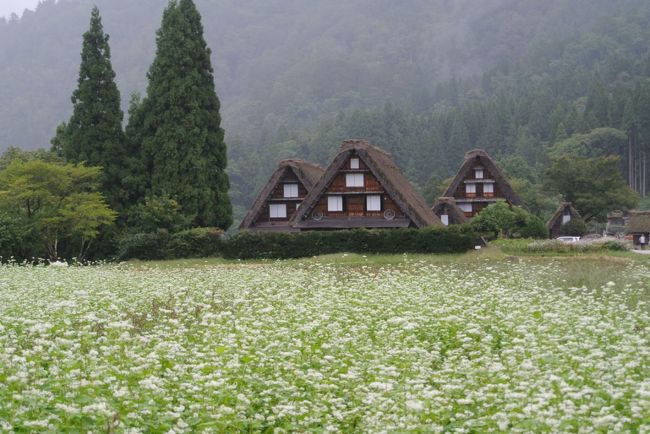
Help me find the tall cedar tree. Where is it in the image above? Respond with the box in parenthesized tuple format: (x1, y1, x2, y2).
(57, 7, 126, 211)
(131, 0, 232, 229)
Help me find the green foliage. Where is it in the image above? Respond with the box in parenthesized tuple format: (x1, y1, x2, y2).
(525, 239, 630, 254)
(559, 218, 588, 237)
(117, 227, 223, 260)
(117, 230, 170, 261)
(0, 212, 32, 260)
(125, 196, 191, 234)
(0, 159, 116, 261)
(495, 238, 631, 255)
(222, 226, 477, 260)
(544, 155, 638, 222)
(547, 128, 627, 159)
(56, 7, 127, 211)
(471, 202, 548, 239)
(129, 0, 232, 229)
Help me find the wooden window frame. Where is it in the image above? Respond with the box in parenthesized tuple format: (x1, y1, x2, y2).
(366, 194, 382, 212)
(269, 203, 287, 219)
(283, 183, 299, 198)
(328, 195, 344, 212)
(345, 173, 364, 187)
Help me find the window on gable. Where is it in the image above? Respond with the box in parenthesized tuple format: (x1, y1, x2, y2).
(328, 195, 343, 212)
(441, 214, 449, 226)
(562, 212, 571, 224)
(459, 203, 472, 213)
(346, 173, 364, 187)
(475, 168, 484, 179)
(284, 183, 298, 198)
(483, 183, 494, 194)
(269, 204, 287, 218)
(350, 158, 360, 169)
(366, 195, 381, 211)
(466, 183, 476, 194)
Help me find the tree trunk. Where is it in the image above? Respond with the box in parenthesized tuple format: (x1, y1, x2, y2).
(46, 237, 58, 262)
(78, 238, 92, 263)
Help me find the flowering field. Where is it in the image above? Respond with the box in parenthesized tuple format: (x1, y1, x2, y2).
(1, 257, 649, 432)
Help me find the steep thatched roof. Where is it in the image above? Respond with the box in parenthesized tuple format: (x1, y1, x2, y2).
(432, 197, 468, 224)
(628, 211, 650, 233)
(545, 202, 582, 229)
(239, 159, 324, 230)
(443, 149, 521, 205)
(291, 139, 441, 228)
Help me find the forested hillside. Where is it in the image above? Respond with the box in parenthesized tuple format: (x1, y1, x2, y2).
(2, 0, 650, 220)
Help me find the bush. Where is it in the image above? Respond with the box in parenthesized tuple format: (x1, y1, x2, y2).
(167, 228, 224, 258)
(117, 227, 224, 261)
(471, 202, 547, 239)
(559, 218, 587, 237)
(517, 215, 548, 239)
(525, 238, 630, 253)
(222, 226, 477, 260)
(117, 230, 171, 260)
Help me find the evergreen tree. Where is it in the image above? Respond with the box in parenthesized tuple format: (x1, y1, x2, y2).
(56, 7, 126, 211)
(130, 0, 232, 229)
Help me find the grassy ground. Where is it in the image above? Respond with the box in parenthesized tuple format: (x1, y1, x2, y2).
(126, 244, 650, 309)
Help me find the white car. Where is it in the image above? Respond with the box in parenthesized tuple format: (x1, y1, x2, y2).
(556, 236, 580, 243)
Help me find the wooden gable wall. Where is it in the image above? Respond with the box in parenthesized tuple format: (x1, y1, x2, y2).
(253, 169, 309, 226)
(309, 155, 406, 219)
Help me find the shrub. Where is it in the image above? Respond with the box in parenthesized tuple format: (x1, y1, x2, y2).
(525, 238, 630, 253)
(222, 226, 477, 260)
(117, 227, 225, 261)
(559, 218, 587, 237)
(117, 230, 171, 260)
(124, 196, 191, 234)
(471, 202, 547, 239)
(167, 228, 224, 258)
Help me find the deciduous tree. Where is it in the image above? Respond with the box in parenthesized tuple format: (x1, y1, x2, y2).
(0, 160, 116, 261)
(544, 155, 638, 222)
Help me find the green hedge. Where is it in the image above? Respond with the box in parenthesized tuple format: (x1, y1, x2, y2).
(117, 228, 223, 260)
(117, 226, 477, 261)
(222, 226, 477, 260)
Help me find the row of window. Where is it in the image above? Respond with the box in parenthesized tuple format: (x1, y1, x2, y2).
(327, 194, 381, 212)
(465, 183, 494, 194)
(268, 194, 383, 218)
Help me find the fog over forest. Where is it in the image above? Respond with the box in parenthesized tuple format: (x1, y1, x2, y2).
(2, 0, 650, 219)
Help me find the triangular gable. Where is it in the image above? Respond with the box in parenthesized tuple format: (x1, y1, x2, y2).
(443, 149, 521, 205)
(628, 211, 650, 233)
(239, 159, 324, 230)
(432, 197, 468, 225)
(545, 202, 582, 230)
(291, 139, 440, 229)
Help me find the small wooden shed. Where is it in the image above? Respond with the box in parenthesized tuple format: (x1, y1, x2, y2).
(627, 211, 650, 246)
(432, 197, 468, 226)
(546, 202, 582, 239)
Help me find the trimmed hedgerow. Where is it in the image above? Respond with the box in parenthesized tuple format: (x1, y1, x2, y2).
(222, 226, 477, 260)
(117, 226, 476, 261)
(117, 228, 224, 260)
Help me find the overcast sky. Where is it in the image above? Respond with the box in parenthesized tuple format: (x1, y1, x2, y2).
(0, 0, 41, 19)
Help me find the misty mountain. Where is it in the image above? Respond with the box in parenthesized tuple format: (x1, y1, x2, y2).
(3, 0, 650, 221)
(0, 0, 644, 150)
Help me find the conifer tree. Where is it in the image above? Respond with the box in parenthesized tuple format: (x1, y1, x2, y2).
(130, 0, 232, 229)
(56, 7, 126, 211)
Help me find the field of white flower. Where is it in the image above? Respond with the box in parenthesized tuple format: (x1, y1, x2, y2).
(0, 257, 649, 432)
